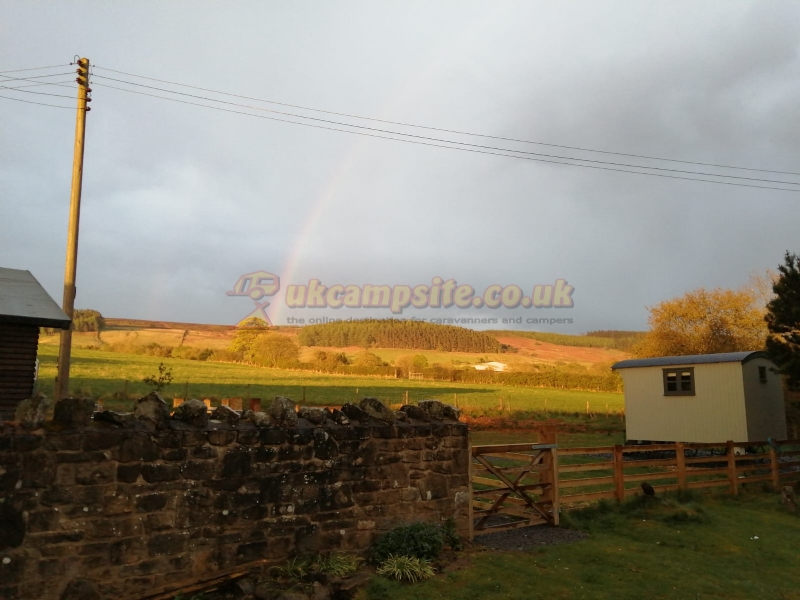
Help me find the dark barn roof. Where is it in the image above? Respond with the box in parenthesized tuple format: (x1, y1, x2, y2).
(0, 267, 71, 329)
(612, 351, 769, 370)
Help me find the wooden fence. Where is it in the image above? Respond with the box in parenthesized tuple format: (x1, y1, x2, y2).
(558, 439, 800, 505)
(470, 438, 800, 538)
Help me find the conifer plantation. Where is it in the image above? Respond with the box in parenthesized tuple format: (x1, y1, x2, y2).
(298, 319, 501, 352)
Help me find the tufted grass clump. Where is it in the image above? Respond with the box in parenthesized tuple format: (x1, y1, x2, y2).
(562, 490, 712, 533)
(311, 552, 363, 577)
(376, 555, 436, 583)
(269, 556, 312, 582)
(269, 552, 363, 583)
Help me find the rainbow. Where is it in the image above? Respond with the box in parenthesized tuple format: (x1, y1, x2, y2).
(269, 37, 470, 324)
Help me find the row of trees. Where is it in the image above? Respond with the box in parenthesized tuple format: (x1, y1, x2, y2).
(635, 252, 799, 389)
(42, 308, 105, 336)
(73, 309, 105, 332)
(297, 319, 501, 353)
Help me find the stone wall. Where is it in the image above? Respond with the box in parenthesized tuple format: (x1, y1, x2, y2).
(0, 396, 469, 600)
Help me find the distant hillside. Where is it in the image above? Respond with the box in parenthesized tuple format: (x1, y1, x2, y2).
(106, 318, 235, 333)
(488, 330, 645, 351)
(298, 319, 501, 352)
(585, 330, 645, 339)
(584, 330, 645, 351)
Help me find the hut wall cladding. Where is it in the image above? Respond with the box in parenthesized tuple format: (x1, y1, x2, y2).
(0, 323, 38, 413)
(0, 397, 470, 600)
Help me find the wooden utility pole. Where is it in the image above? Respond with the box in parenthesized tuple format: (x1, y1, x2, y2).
(56, 57, 91, 401)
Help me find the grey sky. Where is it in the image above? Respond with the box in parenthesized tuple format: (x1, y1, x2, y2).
(1, 1, 799, 333)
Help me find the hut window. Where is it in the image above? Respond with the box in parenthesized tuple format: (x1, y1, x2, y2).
(758, 366, 767, 383)
(663, 367, 695, 396)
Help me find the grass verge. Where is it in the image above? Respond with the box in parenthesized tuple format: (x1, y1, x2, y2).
(359, 490, 800, 600)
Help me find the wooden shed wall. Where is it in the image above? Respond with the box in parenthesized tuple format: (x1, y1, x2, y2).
(741, 357, 787, 440)
(621, 362, 749, 443)
(0, 322, 38, 419)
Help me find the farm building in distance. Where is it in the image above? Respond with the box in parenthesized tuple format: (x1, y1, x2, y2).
(612, 351, 787, 444)
(0, 267, 71, 420)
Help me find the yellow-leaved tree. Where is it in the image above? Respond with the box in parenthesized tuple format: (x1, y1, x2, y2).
(634, 287, 767, 358)
(229, 317, 299, 367)
(230, 317, 270, 356)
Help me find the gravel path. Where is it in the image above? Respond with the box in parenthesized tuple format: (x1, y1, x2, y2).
(475, 524, 589, 552)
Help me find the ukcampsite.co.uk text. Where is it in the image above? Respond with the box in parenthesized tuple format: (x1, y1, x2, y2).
(283, 277, 574, 314)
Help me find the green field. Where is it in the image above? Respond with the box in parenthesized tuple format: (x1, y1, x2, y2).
(35, 345, 624, 415)
(361, 492, 800, 600)
(470, 429, 625, 448)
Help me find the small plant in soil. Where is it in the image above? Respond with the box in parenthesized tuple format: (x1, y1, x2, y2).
(142, 362, 173, 392)
(370, 520, 462, 563)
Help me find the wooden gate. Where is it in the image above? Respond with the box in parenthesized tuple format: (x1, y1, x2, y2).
(469, 443, 559, 538)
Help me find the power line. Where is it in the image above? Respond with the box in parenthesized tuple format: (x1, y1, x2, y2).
(0, 80, 75, 90)
(0, 94, 75, 109)
(0, 64, 69, 74)
(0, 72, 75, 83)
(92, 82, 799, 193)
(91, 74, 800, 187)
(94, 64, 800, 177)
(0, 84, 75, 99)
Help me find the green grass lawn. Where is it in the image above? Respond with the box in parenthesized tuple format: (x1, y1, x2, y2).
(361, 491, 800, 600)
(35, 345, 624, 415)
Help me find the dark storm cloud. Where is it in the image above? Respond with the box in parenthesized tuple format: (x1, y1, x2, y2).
(1, 1, 798, 330)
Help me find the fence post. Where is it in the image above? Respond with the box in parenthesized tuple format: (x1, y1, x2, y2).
(538, 430, 556, 521)
(727, 441, 739, 496)
(675, 441, 686, 491)
(537, 425, 557, 445)
(613, 445, 625, 501)
(467, 438, 474, 542)
(769, 447, 780, 490)
(123, 379, 129, 399)
(550, 446, 560, 526)
(183, 382, 189, 400)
